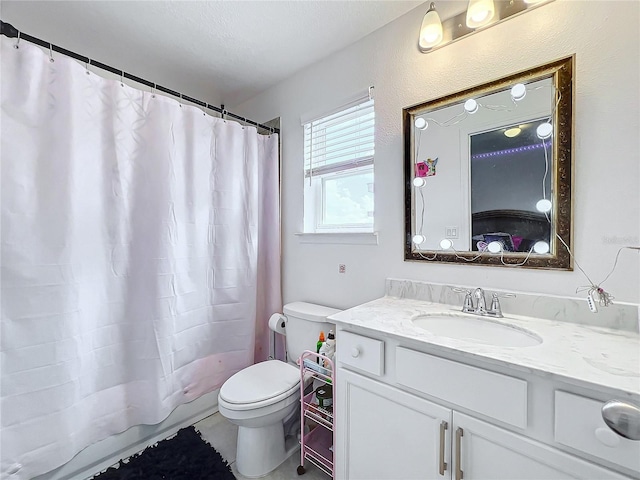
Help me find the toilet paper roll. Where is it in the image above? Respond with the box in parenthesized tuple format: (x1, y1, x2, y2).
(268, 313, 287, 335)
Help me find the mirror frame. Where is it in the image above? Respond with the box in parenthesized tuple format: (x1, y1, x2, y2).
(403, 56, 574, 270)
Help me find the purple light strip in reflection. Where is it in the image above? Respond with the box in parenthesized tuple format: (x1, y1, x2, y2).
(471, 142, 548, 160)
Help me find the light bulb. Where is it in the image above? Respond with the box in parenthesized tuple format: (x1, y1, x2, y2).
(536, 122, 553, 139)
(511, 83, 526, 101)
(466, 0, 496, 28)
(419, 3, 443, 49)
(414, 117, 428, 130)
(504, 127, 521, 138)
(533, 241, 550, 254)
(536, 198, 552, 213)
(413, 177, 426, 187)
(487, 241, 503, 254)
(413, 234, 426, 245)
(464, 99, 479, 114)
(440, 238, 453, 250)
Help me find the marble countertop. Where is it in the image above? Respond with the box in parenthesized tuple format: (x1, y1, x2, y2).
(328, 296, 640, 396)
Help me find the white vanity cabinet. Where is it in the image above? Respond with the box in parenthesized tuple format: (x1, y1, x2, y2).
(453, 412, 629, 480)
(337, 368, 452, 480)
(334, 329, 638, 480)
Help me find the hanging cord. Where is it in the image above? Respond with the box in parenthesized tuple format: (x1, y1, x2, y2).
(531, 87, 636, 311)
(413, 83, 557, 129)
(497, 245, 536, 267)
(451, 248, 485, 262)
(572, 245, 640, 310)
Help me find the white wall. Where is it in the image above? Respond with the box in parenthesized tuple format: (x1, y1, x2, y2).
(232, 1, 640, 311)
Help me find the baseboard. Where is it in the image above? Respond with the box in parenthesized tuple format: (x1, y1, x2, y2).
(33, 390, 220, 480)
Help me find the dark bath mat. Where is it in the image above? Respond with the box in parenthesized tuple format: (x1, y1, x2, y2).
(90, 426, 235, 480)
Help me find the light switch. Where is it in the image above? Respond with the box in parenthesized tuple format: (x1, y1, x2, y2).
(445, 226, 459, 239)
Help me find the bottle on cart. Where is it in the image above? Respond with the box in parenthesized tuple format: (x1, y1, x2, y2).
(316, 331, 325, 364)
(319, 330, 336, 368)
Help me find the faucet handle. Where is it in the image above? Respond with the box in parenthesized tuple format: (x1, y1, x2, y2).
(489, 292, 515, 317)
(453, 287, 474, 313)
(492, 292, 516, 300)
(452, 287, 472, 294)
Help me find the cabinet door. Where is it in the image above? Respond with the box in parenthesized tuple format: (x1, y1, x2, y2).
(453, 412, 631, 480)
(336, 369, 452, 480)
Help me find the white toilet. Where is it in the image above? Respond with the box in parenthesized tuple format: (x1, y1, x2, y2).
(218, 302, 340, 478)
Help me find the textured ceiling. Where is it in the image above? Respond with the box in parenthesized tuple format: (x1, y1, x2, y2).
(0, 0, 449, 106)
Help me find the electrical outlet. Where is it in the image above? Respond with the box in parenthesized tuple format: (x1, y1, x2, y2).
(339, 264, 346, 274)
(445, 226, 459, 239)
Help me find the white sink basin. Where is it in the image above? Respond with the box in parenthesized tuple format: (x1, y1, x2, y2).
(411, 313, 542, 347)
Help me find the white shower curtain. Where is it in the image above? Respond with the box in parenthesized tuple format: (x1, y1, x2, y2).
(0, 37, 281, 479)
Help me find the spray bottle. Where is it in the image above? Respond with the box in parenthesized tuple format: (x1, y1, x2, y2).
(316, 331, 325, 364)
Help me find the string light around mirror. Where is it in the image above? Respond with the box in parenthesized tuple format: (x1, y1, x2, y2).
(412, 80, 557, 261)
(410, 80, 639, 310)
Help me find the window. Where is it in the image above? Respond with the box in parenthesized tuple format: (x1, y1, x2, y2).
(303, 93, 374, 233)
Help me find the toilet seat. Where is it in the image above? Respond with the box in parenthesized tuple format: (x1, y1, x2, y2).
(219, 360, 300, 411)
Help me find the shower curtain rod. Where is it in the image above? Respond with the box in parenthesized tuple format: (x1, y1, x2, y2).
(0, 20, 279, 135)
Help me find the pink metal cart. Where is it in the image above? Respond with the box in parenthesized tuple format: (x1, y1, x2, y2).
(297, 350, 335, 478)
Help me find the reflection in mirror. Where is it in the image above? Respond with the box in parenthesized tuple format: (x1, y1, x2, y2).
(470, 118, 552, 253)
(404, 56, 573, 269)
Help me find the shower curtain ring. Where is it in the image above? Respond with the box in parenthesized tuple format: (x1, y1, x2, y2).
(49, 43, 54, 62)
(151, 83, 156, 98)
(120, 71, 124, 87)
(179, 93, 183, 107)
(86, 58, 91, 75)
(14, 31, 20, 49)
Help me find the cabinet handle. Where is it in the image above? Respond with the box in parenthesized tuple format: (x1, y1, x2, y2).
(439, 421, 448, 475)
(351, 347, 360, 358)
(455, 427, 464, 480)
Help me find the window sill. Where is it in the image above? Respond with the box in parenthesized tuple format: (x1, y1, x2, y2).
(295, 232, 378, 245)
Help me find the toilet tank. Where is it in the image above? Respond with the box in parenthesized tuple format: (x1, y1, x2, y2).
(283, 302, 341, 364)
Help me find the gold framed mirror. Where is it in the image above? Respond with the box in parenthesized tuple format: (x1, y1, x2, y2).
(403, 56, 574, 269)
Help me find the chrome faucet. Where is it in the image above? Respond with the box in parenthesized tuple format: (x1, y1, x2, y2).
(453, 287, 515, 318)
(473, 288, 487, 315)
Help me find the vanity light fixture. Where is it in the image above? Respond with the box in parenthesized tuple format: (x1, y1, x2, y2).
(536, 122, 553, 139)
(413, 177, 426, 187)
(413, 234, 426, 245)
(464, 99, 479, 114)
(536, 198, 552, 213)
(418, 0, 554, 53)
(504, 127, 522, 138)
(414, 117, 428, 130)
(466, 0, 496, 28)
(419, 2, 444, 50)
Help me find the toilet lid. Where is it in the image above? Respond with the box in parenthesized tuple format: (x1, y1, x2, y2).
(220, 360, 300, 405)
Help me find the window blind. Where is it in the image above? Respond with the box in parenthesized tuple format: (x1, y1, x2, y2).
(304, 97, 375, 178)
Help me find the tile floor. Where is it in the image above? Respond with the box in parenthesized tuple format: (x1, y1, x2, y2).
(196, 412, 328, 480)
